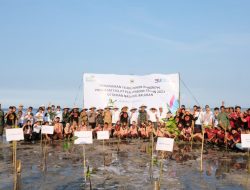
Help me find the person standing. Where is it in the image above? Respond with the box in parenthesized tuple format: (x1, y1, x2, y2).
(129, 108, 138, 125)
(0, 104, 4, 136)
(104, 107, 112, 125)
(138, 105, 148, 127)
(112, 106, 120, 126)
(218, 106, 230, 130)
(62, 108, 70, 127)
(88, 107, 97, 129)
(5, 106, 17, 128)
(148, 107, 158, 130)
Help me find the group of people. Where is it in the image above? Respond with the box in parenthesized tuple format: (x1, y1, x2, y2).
(0, 103, 249, 149)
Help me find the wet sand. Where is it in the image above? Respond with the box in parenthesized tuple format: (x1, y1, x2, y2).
(0, 137, 249, 190)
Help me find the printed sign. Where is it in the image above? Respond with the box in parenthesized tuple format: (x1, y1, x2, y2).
(241, 134, 250, 148)
(41, 125, 54, 134)
(6, 128, 24, 141)
(74, 131, 93, 144)
(83, 73, 180, 111)
(97, 131, 110, 140)
(156, 137, 174, 152)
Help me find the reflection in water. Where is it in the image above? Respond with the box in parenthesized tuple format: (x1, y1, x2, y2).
(0, 139, 249, 190)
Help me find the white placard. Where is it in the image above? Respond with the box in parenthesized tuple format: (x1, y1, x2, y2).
(156, 137, 174, 152)
(97, 131, 110, 140)
(33, 125, 41, 133)
(83, 73, 180, 113)
(74, 131, 93, 144)
(41, 125, 54, 134)
(241, 134, 250, 148)
(6, 128, 24, 141)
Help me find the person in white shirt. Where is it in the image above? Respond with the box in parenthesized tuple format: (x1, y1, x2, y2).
(56, 106, 63, 122)
(157, 107, 166, 122)
(194, 106, 204, 133)
(148, 108, 158, 129)
(129, 108, 138, 125)
(35, 107, 44, 122)
(112, 106, 120, 126)
(202, 105, 213, 126)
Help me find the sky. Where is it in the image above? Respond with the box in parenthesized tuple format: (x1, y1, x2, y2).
(0, 0, 250, 108)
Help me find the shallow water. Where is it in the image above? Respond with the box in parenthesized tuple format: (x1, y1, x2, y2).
(0, 136, 249, 190)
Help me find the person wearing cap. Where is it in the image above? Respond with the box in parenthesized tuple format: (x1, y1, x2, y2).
(79, 108, 88, 126)
(0, 104, 4, 136)
(129, 107, 138, 125)
(88, 107, 97, 129)
(148, 108, 158, 130)
(104, 107, 112, 125)
(112, 106, 120, 126)
(138, 105, 148, 127)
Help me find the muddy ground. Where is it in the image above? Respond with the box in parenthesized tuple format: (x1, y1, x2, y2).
(0, 136, 250, 190)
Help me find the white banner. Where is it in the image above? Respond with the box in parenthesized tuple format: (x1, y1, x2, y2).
(83, 73, 180, 111)
(6, 128, 24, 142)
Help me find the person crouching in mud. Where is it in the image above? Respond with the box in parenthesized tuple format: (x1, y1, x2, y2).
(53, 117, 63, 140)
(128, 121, 138, 138)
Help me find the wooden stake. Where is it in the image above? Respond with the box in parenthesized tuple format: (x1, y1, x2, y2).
(159, 152, 164, 188)
(200, 125, 205, 172)
(83, 145, 86, 182)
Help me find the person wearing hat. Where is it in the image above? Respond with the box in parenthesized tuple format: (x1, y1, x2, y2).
(104, 107, 112, 125)
(96, 108, 104, 127)
(138, 105, 148, 128)
(88, 107, 97, 129)
(112, 106, 120, 126)
(129, 107, 138, 125)
(148, 108, 158, 130)
(120, 107, 129, 126)
(79, 108, 88, 126)
(70, 107, 80, 126)
(0, 104, 4, 136)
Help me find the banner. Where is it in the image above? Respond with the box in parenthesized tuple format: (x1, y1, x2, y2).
(83, 73, 180, 111)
